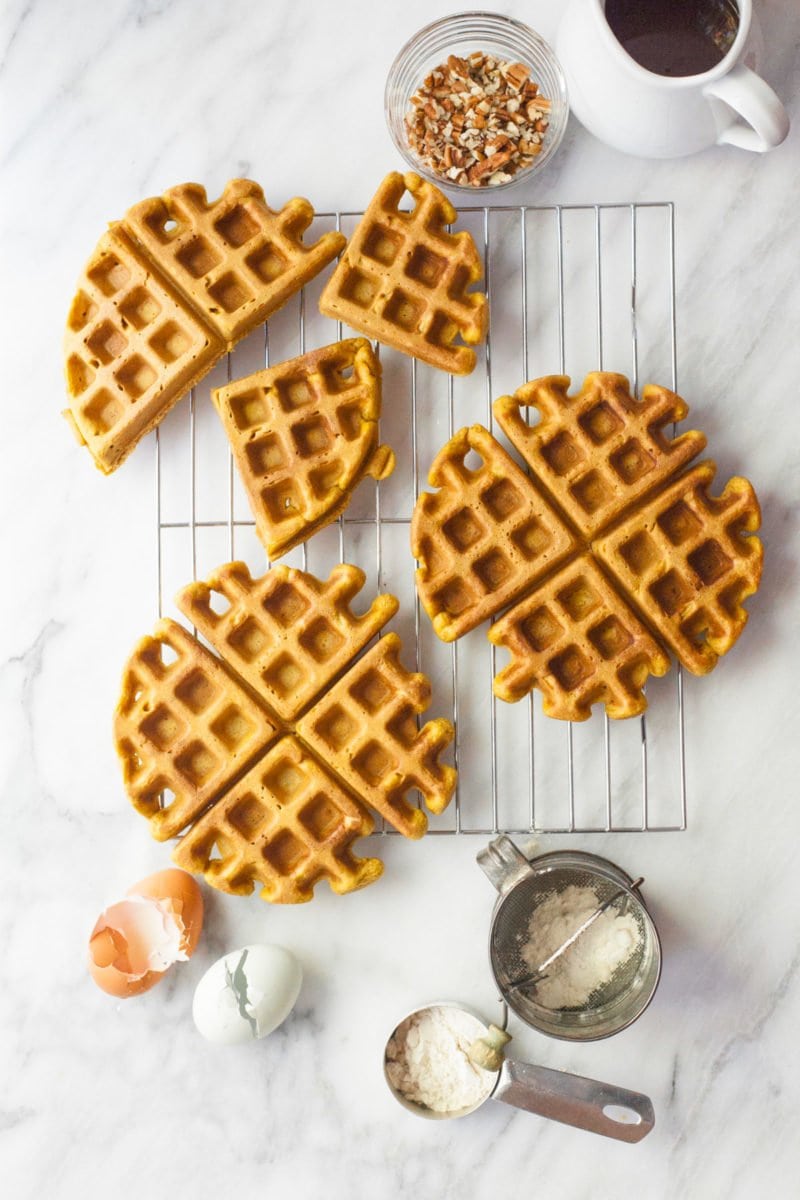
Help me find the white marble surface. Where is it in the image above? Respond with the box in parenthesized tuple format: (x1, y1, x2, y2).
(2, 0, 800, 1196)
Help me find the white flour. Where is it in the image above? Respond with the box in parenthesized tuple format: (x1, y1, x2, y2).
(518, 884, 642, 1009)
(385, 1006, 495, 1114)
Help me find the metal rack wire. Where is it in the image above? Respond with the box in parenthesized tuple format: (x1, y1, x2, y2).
(154, 200, 686, 836)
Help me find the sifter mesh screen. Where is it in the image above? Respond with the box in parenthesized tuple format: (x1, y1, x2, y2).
(490, 866, 658, 1038)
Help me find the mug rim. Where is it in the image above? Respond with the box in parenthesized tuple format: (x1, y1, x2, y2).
(589, 0, 750, 86)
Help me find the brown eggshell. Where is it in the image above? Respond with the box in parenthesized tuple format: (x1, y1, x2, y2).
(127, 868, 204, 957)
(88, 868, 204, 999)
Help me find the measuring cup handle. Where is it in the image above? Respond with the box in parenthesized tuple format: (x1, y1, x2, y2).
(494, 1060, 655, 1143)
(705, 64, 790, 152)
(476, 836, 533, 895)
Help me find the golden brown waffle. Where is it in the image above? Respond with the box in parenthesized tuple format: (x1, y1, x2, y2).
(593, 462, 762, 675)
(114, 619, 279, 841)
(412, 372, 763, 719)
(494, 373, 707, 537)
(489, 555, 670, 719)
(296, 633, 457, 839)
(212, 338, 395, 558)
(64, 179, 345, 474)
(116, 563, 456, 900)
(63, 228, 223, 474)
(176, 561, 398, 722)
(410, 424, 579, 642)
(319, 171, 488, 374)
(172, 736, 382, 904)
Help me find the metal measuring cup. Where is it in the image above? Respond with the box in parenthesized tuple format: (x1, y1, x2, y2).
(478, 838, 663, 1041)
(383, 1001, 654, 1141)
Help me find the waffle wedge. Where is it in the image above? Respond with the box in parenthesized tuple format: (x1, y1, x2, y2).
(296, 632, 457, 839)
(593, 462, 762, 675)
(114, 619, 280, 840)
(410, 424, 578, 642)
(213, 338, 395, 558)
(116, 563, 456, 900)
(319, 172, 488, 374)
(172, 736, 382, 904)
(494, 373, 707, 537)
(489, 555, 670, 719)
(175, 561, 398, 722)
(412, 372, 763, 719)
(64, 179, 345, 474)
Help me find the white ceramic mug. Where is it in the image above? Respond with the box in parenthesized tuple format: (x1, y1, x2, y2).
(556, 0, 790, 157)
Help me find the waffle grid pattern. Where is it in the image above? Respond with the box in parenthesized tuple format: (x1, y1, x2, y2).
(115, 564, 456, 901)
(412, 373, 763, 720)
(64, 179, 345, 473)
(319, 171, 488, 375)
(212, 338, 394, 559)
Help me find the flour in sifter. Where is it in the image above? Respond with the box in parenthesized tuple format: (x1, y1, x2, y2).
(518, 884, 642, 1010)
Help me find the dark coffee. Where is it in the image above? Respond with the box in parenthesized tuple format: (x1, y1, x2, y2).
(605, 0, 739, 77)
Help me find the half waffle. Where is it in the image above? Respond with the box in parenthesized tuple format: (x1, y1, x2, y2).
(115, 563, 456, 901)
(64, 179, 345, 474)
(412, 372, 763, 720)
(212, 338, 395, 559)
(319, 171, 488, 374)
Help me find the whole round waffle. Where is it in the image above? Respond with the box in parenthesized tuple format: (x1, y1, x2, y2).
(115, 562, 456, 903)
(411, 372, 763, 721)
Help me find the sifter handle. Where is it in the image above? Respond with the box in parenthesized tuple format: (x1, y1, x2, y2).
(494, 1059, 654, 1142)
(476, 836, 533, 895)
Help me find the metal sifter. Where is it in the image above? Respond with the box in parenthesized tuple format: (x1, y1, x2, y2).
(477, 838, 662, 1041)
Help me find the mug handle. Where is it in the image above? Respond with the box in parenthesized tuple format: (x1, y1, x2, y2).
(705, 64, 789, 152)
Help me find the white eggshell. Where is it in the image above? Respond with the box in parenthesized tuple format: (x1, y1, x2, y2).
(192, 944, 302, 1045)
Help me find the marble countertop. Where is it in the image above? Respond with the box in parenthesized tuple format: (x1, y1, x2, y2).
(3, 1, 800, 1196)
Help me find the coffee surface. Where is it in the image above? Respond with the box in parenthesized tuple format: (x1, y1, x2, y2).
(605, 0, 739, 77)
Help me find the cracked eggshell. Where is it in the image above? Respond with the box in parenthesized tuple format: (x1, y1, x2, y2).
(192, 944, 302, 1045)
(88, 868, 204, 999)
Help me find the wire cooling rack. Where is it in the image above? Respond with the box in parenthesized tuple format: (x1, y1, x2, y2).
(154, 199, 686, 835)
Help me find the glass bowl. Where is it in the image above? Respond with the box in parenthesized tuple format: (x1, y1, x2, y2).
(385, 12, 569, 194)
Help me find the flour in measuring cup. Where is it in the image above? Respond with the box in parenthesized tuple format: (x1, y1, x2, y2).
(385, 1006, 495, 1113)
(518, 884, 642, 1009)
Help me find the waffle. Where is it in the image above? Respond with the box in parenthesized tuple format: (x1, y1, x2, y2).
(64, 179, 345, 474)
(212, 338, 395, 559)
(175, 561, 399, 722)
(172, 736, 382, 904)
(296, 633, 457, 839)
(319, 172, 488, 374)
(489, 555, 670, 719)
(115, 563, 456, 900)
(410, 424, 579, 642)
(593, 462, 762, 675)
(494, 373, 707, 537)
(412, 372, 763, 719)
(114, 619, 279, 840)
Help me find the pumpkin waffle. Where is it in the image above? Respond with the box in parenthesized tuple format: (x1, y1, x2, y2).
(175, 561, 399, 722)
(489, 555, 670, 719)
(494, 373, 707, 537)
(172, 736, 383, 904)
(64, 179, 345, 474)
(593, 462, 762, 675)
(114, 618, 279, 841)
(318, 171, 488, 374)
(410, 425, 579, 642)
(212, 338, 395, 559)
(115, 563, 456, 901)
(412, 372, 762, 720)
(296, 633, 457, 839)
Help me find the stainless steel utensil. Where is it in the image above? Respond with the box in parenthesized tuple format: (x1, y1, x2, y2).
(478, 838, 662, 1040)
(383, 1002, 655, 1141)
